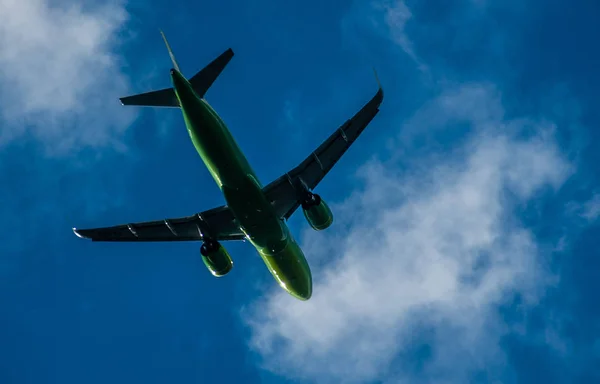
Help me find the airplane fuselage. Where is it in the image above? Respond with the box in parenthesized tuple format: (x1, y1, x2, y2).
(170, 69, 312, 300)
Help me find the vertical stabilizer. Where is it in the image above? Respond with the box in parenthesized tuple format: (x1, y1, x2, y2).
(160, 30, 181, 73)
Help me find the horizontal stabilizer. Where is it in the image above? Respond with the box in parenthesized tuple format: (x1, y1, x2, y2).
(189, 48, 233, 98)
(120, 88, 179, 107)
(119, 47, 234, 108)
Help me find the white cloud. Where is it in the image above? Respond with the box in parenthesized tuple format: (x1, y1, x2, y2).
(380, 0, 430, 73)
(244, 83, 571, 383)
(0, 0, 134, 154)
(375, 0, 418, 63)
(562, 193, 600, 233)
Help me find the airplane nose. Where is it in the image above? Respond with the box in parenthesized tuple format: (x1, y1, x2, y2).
(261, 233, 313, 301)
(297, 284, 312, 301)
(287, 274, 312, 301)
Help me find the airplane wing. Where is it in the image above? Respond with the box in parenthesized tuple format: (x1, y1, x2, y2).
(73, 204, 245, 242)
(263, 76, 384, 220)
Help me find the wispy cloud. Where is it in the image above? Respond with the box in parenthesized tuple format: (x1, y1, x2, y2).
(0, 0, 134, 154)
(555, 191, 600, 253)
(561, 192, 600, 237)
(375, 0, 422, 67)
(579, 193, 600, 222)
(341, 0, 428, 73)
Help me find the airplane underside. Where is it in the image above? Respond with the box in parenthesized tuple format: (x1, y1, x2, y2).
(72, 30, 383, 301)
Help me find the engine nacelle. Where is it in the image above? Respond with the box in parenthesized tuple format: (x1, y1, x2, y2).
(302, 193, 333, 231)
(200, 240, 233, 277)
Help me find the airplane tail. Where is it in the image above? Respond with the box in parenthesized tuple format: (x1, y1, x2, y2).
(119, 31, 234, 108)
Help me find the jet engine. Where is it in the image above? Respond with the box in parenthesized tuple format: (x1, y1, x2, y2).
(200, 240, 233, 277)
(302, 193, 333, 231)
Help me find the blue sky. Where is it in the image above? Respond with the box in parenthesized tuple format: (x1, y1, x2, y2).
(1, 0, 599, 383)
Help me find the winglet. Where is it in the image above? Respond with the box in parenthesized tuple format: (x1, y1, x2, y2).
(160, 29, 181, 73)
(373, 67, 382, 91)
(371, 67, 384, 103)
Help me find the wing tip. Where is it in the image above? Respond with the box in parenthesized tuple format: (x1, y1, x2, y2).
(72, 227, 87, 239)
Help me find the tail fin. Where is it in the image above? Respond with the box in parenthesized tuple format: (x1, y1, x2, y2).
(160, 30, 181, 73)
(119, 32, 234, 108)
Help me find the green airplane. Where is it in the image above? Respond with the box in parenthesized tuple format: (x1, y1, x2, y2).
(73, 32, 384, 300)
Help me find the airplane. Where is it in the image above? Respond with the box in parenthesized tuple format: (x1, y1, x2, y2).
(72, 31, 384, 301)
